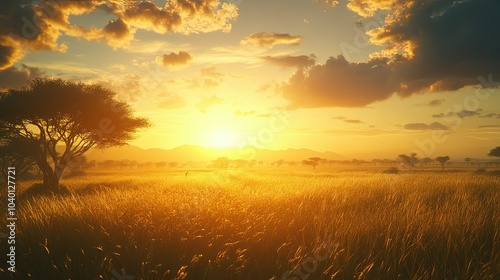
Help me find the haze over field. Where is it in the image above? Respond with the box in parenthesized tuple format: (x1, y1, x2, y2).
(1, 0, 499, 158)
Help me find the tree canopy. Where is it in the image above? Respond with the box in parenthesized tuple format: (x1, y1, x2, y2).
(488, 147, 500, 158)
(0, 78, 149, 191)
(398, 153, 418, 171)
(435, 156, 450, 170)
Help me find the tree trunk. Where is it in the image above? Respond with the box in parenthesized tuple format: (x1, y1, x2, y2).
(42, 170, 60, 192)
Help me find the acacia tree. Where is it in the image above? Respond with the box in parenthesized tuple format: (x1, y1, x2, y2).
(398, 153, 418, 171)
(488, 147, 500, 158)
(435, 156, 450, 170)
(0, 78, 149, 192)
(302, 157, 322, 170)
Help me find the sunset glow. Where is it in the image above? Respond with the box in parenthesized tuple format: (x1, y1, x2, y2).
(0, 0, 499, 159)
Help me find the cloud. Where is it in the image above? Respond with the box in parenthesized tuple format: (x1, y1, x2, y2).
(241, 32, 303, 48)
(120, 1, 181, 34)
(201, 66, 224, 78)
(281, 0, 500, 108)
(0, 64, 44, 89)
(101, 18, 133, 47)
(159, 93, 186, 109)
(262, 55, 316, 69)
(333, 116, 364, 124)
(282, 56, 396, 108)
(432, 109, 482, 119)
(0, 1, 238, 67)
(404, 122, 449, 131)
(415, 99, 445, 107)
(158, 51, 192, 67)
(234, 110, 256, 117)
(196, 95, 224, 113)
(478, 125, 500, 128)
(203, 78, 219, 88)
(479, 113, 500, 119)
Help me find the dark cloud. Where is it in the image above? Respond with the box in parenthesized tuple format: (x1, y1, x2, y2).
(282, 56, 396, 108)
(0, 1, 70, 69)
(381, 0, 500, 96)
(333, 116, 364, 124)
(404, 122, 449, 131)
(432, 109, 482, 119)
(0, 43, 23, 71)
(0, 64, 44, 89)
(102, 18, 131, 40)
(282, 0, 500, 108)
(479, 113, 500, 118)
(457, 109, 482, 118)
(415, 99, 445, 107)
(121, 1, 181, 34)
(262, 55, 316, 69)
(159, 51, 192, 66)
(241, 32, 303, 48)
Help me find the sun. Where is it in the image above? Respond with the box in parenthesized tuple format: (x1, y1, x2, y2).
(208, 130, 237, 148)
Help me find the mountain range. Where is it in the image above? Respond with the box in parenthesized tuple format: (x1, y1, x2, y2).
(85, 145, 345, 163)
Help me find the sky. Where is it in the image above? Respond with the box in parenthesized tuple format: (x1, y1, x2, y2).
(0, 0, 499, 159)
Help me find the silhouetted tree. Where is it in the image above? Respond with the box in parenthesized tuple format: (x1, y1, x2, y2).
(0, 136, 36, 180)
(465, 157, 472, 165)
(275, 159, 285, 167)
(422, 157, 434, 165)
(155, 161, 167, 169)
(435, 156, 450, 170)
(488, 147, 500, 158)
(302, 157, 322, 170)
(398, 153, 418, 171)
(0, 78, 149, 192)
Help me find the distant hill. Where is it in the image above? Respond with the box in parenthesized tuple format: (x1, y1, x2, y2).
(85, 144, 345, 163)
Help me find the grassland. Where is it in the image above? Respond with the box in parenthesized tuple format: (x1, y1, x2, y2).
(1, 166, 499, 279)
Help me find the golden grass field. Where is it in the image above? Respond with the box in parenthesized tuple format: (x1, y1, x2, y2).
(1, 166, 499, 279)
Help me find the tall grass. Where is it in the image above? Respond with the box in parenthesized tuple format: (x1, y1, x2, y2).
(1, 168, 499, 279)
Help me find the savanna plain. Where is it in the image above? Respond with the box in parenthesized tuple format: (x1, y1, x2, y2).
(1, 166, 499, 280)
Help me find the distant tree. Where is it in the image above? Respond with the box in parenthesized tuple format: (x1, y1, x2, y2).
(100, 160, 117, 169)
(234, 159, 248, 168)
(168, 161, 178, 168)
(129, 160, 138, 169)
(422, 157, 434, 165)
(302, 157, 322, 170)
(119, 159, 131, 169)
(213, 157, 230, 169)
(0, 78, 149, 193)
(488, 147, 500, 158)
(0, 136, 36, 180)
(84, 160, 97, 170)
(464, 157, 472, 165)
(155, 161, 167, 169)
(67, 154, 87, 175)
(398, 153, 418, 171)
(435, 156, 450, 170)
